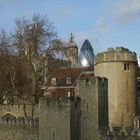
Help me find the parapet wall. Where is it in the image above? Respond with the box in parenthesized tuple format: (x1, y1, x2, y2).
(0, 124, 39, 140)
(39, 97, 81, 140)
(0, 117, 39, 126)
(39, 97, 73, 108)
(100, 127, 140, 140)
(0, 104, 39, 118)
(94, 47, 137, 64)
(0, 104, 39, 140)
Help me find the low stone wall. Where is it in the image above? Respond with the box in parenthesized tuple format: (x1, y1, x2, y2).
(0, 124, 39, 140)
(0, 117, 39, 126)
(0, 104, 39, 118)
(0, 117, 39, 140)
(100, 127, 140, 140)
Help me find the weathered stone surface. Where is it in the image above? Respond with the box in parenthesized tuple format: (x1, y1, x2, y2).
(39, 97, 81, 140)
(0, 124, 39, 140)
(76, 77, 108, 140)
(94, 47, 137, 127)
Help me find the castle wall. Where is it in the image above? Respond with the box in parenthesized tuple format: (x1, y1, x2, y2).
(76, 77, 108, 140)
(136, 77, 140, 116)
(0, 104, 39, 118)
(39, 97, 81, 140)
(0, 104, 39, 140)
(94, 47, 137, 127)
(100, 127, 140, 140)
(0, 118, 39, 140)
(70, 98, 81, 140)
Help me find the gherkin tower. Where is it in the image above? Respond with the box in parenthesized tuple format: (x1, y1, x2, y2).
(79, 39, 94, 66)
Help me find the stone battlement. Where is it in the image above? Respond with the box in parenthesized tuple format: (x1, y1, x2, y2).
(0, 117, 39, 126)
(94, 47, 137, 64)
(0, 104, 39, 118)
(40, 97, 80, 107)
(0, 104, 39, 110)
(77, 77, 107, 86)
(100, 127, 140, 138)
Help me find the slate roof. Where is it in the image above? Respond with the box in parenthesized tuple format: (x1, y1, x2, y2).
(47, 66, 94, 86)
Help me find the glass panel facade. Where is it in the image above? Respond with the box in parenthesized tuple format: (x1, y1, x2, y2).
(79, 39, 94, 66)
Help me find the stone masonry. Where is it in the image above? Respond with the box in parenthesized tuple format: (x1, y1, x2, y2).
(76, 77, 108, 140)
(39, 97, 81, 140)
(94, 47, 137, 127)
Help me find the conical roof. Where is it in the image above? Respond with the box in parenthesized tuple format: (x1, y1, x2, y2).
(79, 39, 94, 66)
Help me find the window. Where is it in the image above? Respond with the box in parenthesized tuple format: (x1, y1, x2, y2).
(134, 119, 140, 128)
(52, 129, 56, 140)
(87, 103, 88, 112)
(66, 77, 71, 84)
(124, 63, 129, 70)
(51, 78, 57, 85)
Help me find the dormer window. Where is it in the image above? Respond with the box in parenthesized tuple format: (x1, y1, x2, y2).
(66, 77, 71, 85)
(52, 78, 57, 86)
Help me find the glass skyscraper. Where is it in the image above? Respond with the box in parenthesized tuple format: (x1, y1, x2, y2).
(79, 39, 94, 66)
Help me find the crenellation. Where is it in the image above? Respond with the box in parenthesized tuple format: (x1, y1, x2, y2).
(39, 45, 139, 140)
(94, 47, 137, 65)
(107, 47, 114, 52)
(0, 117, 39, 126)
(115, 47, 129, 51)
(95, 47, 137, 128)
(40, 97, 75, 108)
(0, 43, 139, 140)
(39, 96, 81, 140)
(40, 97, 81, 113)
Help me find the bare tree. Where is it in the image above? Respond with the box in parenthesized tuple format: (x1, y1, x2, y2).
(14, 13, 56, 57)
(48, 39, 66, 60)
(0, 28, 17, 104)
(12, 14, 57, 118)
(0, 14, 66, 119)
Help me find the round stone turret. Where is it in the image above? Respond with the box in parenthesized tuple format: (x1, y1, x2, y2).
(94, 47, 138, 127)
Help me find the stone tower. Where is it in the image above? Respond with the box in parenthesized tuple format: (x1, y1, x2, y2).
(39, 97, 81, 140)
(65, 33, 78, 67)
(76, 77, 108, 140)
(94, 47, 138, 127)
